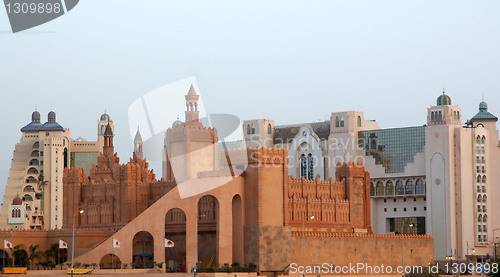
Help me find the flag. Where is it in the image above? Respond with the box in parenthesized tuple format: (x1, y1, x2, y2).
(59, 240, 68, 249)
(113, 239, 120, 248)
(4, 240, 12, 249)
(165, 238, 174, 248)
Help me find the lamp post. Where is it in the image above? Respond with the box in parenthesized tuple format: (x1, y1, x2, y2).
(466, 241, 475, 265)
(493, 228, 500, 259)
(302, 215, 314, 277)
(71, 209, 84, 277)
(194, 214, 205, 277)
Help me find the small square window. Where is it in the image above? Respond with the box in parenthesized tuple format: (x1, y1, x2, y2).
(404, 198, 406, 202)
(394, 199, 396, 203)
(384, 199, 387, 203)
(384, 208, 387, 212)
(414, 207, 417, 211)
(404, 208, 407, 212)
(424, 207, 427, 211)
(394, 208, 397, 212)
(424, 197, 426, 201)
(413, 198, 416, 202)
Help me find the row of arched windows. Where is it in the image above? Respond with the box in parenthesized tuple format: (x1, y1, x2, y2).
(430, 110, 443, 122)
(300, 153, 314, 180)
(476, 175, 487, 183)
(452, 110, 460, 121)
(477, 194, 487, 203)
(246, 123, 273, 135)
(476, 135, 486, 144)
(335, 116, 345, 128)
(370, 179, 426, 196)
(11, 208, 21, 218)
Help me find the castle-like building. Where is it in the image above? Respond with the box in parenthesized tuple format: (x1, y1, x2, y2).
(243, 91, 500, 262)
(0, 85, 434, 273)
(0, 111, 113, 230)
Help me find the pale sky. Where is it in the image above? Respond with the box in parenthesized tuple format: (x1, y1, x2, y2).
(1, 1, 500, 202)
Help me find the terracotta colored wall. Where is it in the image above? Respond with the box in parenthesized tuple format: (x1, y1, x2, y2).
(290, 233, 434, 272)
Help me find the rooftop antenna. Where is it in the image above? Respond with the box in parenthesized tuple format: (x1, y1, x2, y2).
(443, 87, 445, 94)
(482, 93, 485, 101)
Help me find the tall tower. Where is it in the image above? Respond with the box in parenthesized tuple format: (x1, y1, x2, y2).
(103, 123, 114, 157)
(164, 85, 218, 182)
(97, 113, 114, 151)
(133, 127, 143, 160)
(185, 84, 199, 123)
(425, 90, 462, 259)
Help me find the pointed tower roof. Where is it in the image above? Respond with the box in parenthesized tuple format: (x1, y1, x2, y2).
(104, 123, 113, 137)
(187, 84, 197, 96)
(134, 127, 143, 144)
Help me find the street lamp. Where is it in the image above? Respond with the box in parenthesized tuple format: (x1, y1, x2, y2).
(466, 241, 475, 265)
(302, 215, 314, 277)
(493, 228, 500, 259)
(194, 214, 205, 277)
(71, 209, 84, 277)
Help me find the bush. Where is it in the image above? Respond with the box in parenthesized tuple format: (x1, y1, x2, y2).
(123, 263, 128, 269)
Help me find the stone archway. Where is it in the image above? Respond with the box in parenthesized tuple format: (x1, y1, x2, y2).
(232, 194, 243, 264)
(197, 195, 219, 267)
(99, 254, 120, 269)
(132, 231, 154, 268)
(165, 208, 186, 272)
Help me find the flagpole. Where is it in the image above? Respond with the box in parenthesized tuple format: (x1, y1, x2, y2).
(111, 238, 114, 271)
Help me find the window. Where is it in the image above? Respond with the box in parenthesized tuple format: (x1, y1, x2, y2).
(477, 156, 481, 163)
(384, 199, 387, 203)
(394, 208, 397, 212)
(267, 124, 272, 134)
(251, 124, 255, 134)
(481, 147, 485, 154)
(478, 235, 482, 242)
(476, 166, 480, 173)
(307, 153, 314, 180)
(384, 208, 387, 212)
(483, 225, 487, 232)
(393, 199, 396, 203)
(247, 124, 251, 135)
(424, 207, 427, 211)
(482, 175, 487, 183)
(476, 136, 480, 143)
(335, 116, 340, 127)
(415, 179, 425, 194)
(477, 195, 482, 203)
(405, 180, 415, 195)
(482, 186, 486, 193)
(481, 136, 485, 144)
(483, 235, 487, 242)
(357, 116, 361, 127)
(483, 196, 487, 203)
(482, 205, 486, 212)
(370, 182, 375, 196)
(478, 215, 482, 223)
(482, 166, 485, 173)
(483, 216, 487, 223)
(300, 154, 306, 179)
(376, 181, 385, 196)
(413, 207, 417, 211)
(482, 157, 485, 164)
(476, 146, 480, 154)
(431, 112, 435, 121)
(477, 205, 481, 212)
(478, 225, 482, 232)
(340, 116, 345, 127)
(477, 186, 481, 193)
(404, 208, 407, 211)
(396, 180, 404, 195)
(477, 175, 481, 183)
(386, 181, 394, 195)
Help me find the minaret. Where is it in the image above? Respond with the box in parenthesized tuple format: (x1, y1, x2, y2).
(133, 127, 143, 160)
(103, 123, 114, 156)
(185, 84, 199, 123)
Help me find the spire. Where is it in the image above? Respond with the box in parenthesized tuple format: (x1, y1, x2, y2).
(187, 84, 197, 95)
(133, 126, 143, 160)
(185, 84, 200, 123)
(134, 126, 142, 144)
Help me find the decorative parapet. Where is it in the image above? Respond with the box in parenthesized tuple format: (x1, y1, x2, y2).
(291, 231, 432, 239)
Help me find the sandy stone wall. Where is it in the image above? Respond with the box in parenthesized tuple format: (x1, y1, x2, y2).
(290, 233, 434, 274)
(244, 225, 292, 272)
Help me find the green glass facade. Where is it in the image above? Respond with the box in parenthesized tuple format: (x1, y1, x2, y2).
(70, 152, 98, 176)
(359, 126, 426, 173)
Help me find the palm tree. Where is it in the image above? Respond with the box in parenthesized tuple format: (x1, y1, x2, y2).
(28, 245, 43, 269)
(11, 244, 27, 267)
(44, 243, 59, 265)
